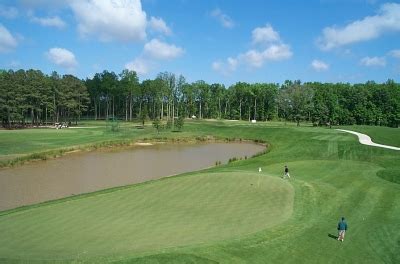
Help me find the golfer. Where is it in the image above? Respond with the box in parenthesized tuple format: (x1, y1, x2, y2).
(337, 217, 348, 242)
(283, 165, 290, 179)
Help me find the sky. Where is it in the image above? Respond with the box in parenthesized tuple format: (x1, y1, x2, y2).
(0, 0, 400, 85)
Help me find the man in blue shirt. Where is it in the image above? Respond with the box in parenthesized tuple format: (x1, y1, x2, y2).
(337, 217, 348, 242)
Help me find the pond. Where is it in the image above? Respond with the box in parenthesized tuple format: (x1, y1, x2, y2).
(0, 142, 265, 211)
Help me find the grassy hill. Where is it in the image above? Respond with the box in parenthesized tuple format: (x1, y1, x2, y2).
(341, 125, 400, 147)
(0, 121, 399, 263)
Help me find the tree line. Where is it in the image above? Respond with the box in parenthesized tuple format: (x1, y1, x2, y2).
(1, 69, 399, 128)
(0, 69, 88, 127)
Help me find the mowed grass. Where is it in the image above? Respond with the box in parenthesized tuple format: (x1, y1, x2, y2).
(0, 120, 399, 263)
(0, 123, 140, 156)
(341, 125, 400, 147)
(0, 172, 293, 262)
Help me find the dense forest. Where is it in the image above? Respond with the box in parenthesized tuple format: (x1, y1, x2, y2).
(0, 69, 399, 128)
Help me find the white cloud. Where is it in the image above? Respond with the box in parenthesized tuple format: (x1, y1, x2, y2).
(211, 8, 234, 29)
(211, 62, 222, 72)
(212, 24, 292, 74)
(31, 16, 66, 29)
(389, 49, 400, 58)
(237, 44, 292, 68)
(252, 24, 280, 44)
(46, 47, 78, 69)
(125, 39, 184, 76)
(0, 5, 18, 19)
(144, 39, 184, 60)
(239, 50, 265, 68)
(148, 16, 171, 35)
(70, 0, 147, 42)
(317, 3, 400, 50)
(212, 57, 238, 75)
(0, 24, 18, 53)
(311, 59, 329, 71)
(262, 44, 292, 60)
(360, 56, 386, 67)
(125, 57, 152, 75)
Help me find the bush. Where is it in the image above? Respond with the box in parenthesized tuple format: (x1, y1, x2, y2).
(175, 116, 184, 131)
(166, 119, 172, 130)
(152, 119, 161, 133)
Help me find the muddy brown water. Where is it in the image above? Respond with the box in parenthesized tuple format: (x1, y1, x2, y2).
(0, 142, 265, 211)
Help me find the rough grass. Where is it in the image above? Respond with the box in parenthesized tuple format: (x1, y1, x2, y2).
(0, 120, 399, 263)
(341, 125, 400, 147)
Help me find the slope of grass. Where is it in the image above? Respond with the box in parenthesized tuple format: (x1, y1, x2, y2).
(0, 120, 399, 263)
(342, 125, 400, 147)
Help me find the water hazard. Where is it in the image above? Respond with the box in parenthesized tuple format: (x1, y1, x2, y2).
(0, 142, 265, 211)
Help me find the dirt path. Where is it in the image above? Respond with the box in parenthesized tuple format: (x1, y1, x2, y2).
(337, 129, 400, 151)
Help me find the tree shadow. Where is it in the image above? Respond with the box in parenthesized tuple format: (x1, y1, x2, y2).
(328, 233, 338, 240)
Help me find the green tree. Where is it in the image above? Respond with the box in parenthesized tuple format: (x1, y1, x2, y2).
(175, 116, 184, 131)
(120, 69, 139, 121)
(139, 106, 148, 127)
(152, 118, 161, 133)
(59, 75, 89, 124)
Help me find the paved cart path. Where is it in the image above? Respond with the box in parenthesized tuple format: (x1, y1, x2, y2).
(336, 129, 400, 151)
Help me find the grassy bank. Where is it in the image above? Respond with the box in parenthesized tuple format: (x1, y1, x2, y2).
(0, 120, 267, 168)
(0, 120, 399, 263)
(341, 125, 400, 147)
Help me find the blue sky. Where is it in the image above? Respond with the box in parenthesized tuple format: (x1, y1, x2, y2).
(0, 0, 399, 85)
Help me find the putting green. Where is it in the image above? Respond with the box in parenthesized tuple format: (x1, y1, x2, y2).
(0, 172, 293, 261)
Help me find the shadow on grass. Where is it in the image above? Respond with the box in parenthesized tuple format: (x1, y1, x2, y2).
(328, 233, 338, 240)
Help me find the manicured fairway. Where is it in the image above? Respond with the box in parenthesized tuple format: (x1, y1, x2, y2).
(0, 172, 293, 261)
(0, 122, 141, 157)
(0, 121, 399, 263)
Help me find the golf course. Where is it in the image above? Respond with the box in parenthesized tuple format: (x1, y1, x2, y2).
(0, 120, 399, 263)
(2, 0, 400, 262)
